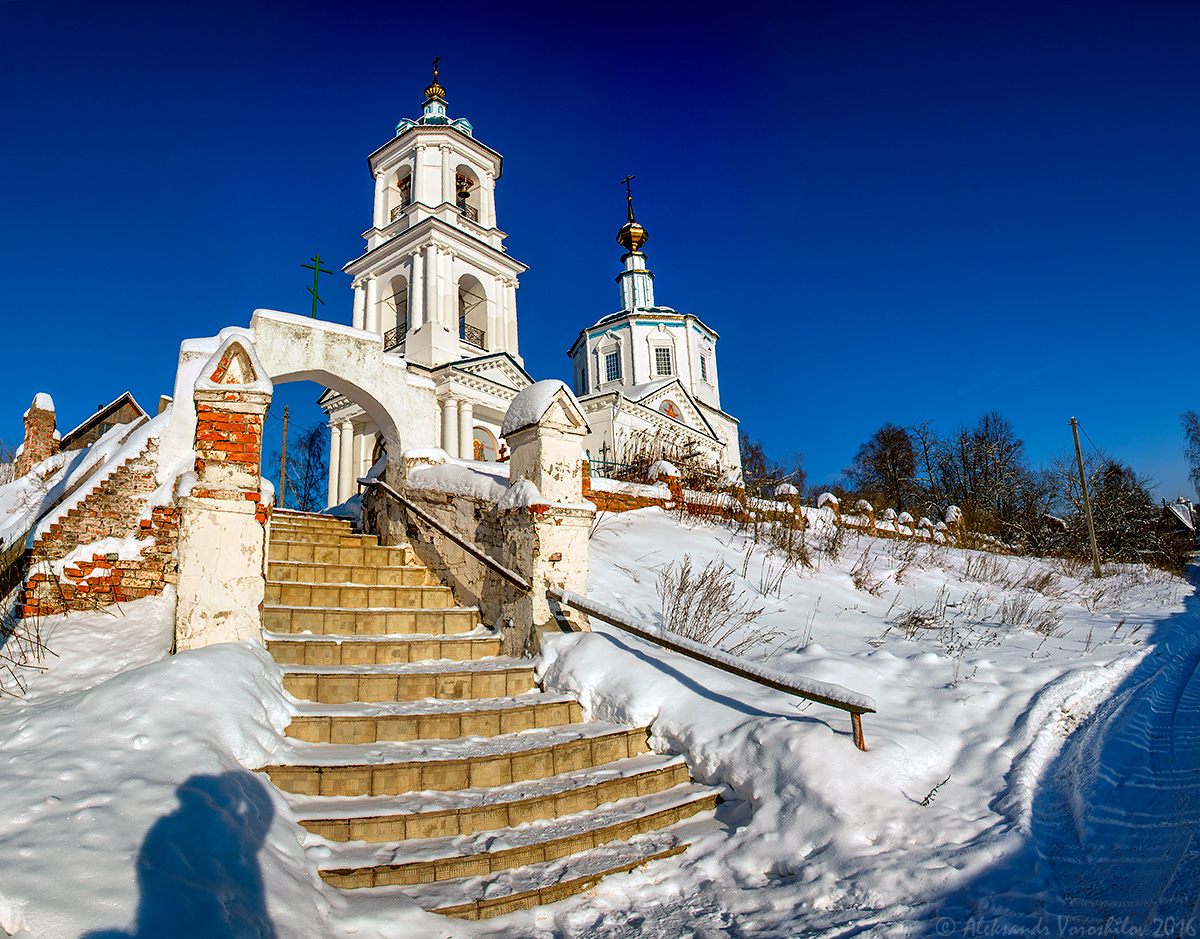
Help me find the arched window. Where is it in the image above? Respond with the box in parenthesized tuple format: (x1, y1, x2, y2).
(455, 164, 480, 222)
(382, 274, 408, 349)
(458, 273, 487, 349)
(389, 167, 412, 223)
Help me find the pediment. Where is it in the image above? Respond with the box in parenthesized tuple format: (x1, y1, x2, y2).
(636, 382, 716, 437)
(455, 355, 532, 392)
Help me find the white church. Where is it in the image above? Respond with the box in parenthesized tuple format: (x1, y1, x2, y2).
(321, 68, 740, 504)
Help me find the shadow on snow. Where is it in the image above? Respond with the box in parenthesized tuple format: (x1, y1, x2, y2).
(83, 771, 277, 939)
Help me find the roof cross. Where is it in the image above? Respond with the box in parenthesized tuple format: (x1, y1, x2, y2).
(620, 174, 636, 222)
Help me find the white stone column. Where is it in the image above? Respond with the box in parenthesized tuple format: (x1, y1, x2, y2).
(364, 275, 378, 335)
(441, 146, 453, 206)
(481, 171, 495, 228)
(506, 280, 520, 352)
(351, 281, 365, 330)
(337, 419, 354, 503)
(413, 144, 427, 204)
(410, 252, 424, 328)
(423, 244, 438, 330)
(442, 250, 455, 331)
(441, 398, 459, 458)
(372, 171, 386, 230)
(327, 423, 340, 507)
(459, 400, 474, 460)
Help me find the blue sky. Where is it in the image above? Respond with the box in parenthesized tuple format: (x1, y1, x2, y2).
(2, 1, 1197, 498)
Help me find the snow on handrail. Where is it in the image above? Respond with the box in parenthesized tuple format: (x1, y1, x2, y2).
(360, 478, 532, 593)
(548, 587, 876, 751)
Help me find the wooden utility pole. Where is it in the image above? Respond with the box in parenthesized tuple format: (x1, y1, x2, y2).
(1070, 417, 1102, 577)
(278, 403, 288, 506)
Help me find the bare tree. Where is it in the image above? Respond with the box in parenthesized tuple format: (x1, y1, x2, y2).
(268, 423, 330, 512)
(0, 438, 16, 486)
(739, 432, 806, 501)
(1181, 410, 1200, 500)
(844, 423, 917, 511)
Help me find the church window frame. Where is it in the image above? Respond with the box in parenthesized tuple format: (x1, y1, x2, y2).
(605, 350, 621, 384)
(699, 353, 708, 383)
(654, 346, 674, 377)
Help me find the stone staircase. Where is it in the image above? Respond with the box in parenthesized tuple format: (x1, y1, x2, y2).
(261, 508, 721, 920)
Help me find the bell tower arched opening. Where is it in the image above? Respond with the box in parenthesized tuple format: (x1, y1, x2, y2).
(458, 273, 488, 350)
(455, 164, 480, 223)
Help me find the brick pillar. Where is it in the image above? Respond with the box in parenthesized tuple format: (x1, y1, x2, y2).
(16, 394, 57, 477)
(175, 337, 273, 651)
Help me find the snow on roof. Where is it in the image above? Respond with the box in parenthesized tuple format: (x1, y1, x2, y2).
(501, 379, 578, 437)
(1166, 502, 1194, 530)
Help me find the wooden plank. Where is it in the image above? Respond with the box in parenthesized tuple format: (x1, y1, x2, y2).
(549, 588, 875, 720)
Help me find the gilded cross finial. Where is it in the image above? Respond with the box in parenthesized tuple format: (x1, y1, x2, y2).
(424, 57, 446, 100)
(620, 174, 637, 223)
(431, 56, 441, 81)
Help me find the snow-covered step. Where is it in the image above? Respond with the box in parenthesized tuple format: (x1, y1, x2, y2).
(264, 721, 649, 796)
(281, 657, 536, 703)
(267, 560, 435, 587)
(290, 753, 692, 842)
(271, 530, 380, 547)
(319, 783, 719, 888)
(271, 515, 354, 534)
(265, 581, 459, 609)
(382, 833, 693, 918)
(285, 691, 582, 744)
(266, 632, 501, 668)
(269, 540, 418, 566)
(264, 604, 480, 637)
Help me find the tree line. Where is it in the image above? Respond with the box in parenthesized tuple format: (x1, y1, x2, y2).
(742, 411, 1198, 573)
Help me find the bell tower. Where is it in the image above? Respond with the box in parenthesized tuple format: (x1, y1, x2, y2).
(342, 62, 526, 369)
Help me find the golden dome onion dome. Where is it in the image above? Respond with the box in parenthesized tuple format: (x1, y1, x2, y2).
(617, 219, 648, 253)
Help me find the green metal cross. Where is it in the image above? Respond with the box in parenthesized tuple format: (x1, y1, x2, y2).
(301, 254, 335, 318)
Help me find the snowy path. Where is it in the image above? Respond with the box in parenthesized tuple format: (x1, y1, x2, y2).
(937, 585, 1200, 935)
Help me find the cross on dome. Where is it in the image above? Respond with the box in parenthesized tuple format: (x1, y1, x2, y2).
(616, 175, 649, 254)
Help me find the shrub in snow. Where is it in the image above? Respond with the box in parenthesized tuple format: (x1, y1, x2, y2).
(656, 555, 773, 655)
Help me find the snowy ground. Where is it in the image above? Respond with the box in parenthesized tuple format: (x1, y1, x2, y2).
(1, 506, 1196, 937)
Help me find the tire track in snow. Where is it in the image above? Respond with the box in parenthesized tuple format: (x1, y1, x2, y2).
(1031, 603, 1200, 929)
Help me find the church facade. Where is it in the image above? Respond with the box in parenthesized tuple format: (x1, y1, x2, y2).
(566, 189, 741, 478)
(322, 71, 739, 504)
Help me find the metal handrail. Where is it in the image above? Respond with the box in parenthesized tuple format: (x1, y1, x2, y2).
(383, 324, 406, 350)
(459, 323, 485, 347)
(548, 587, 875, 751)
(360, 478, 531, 593)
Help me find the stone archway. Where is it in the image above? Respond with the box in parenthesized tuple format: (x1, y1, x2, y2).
(168, 310, 439, 650)
(163, 310, 438, 491)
